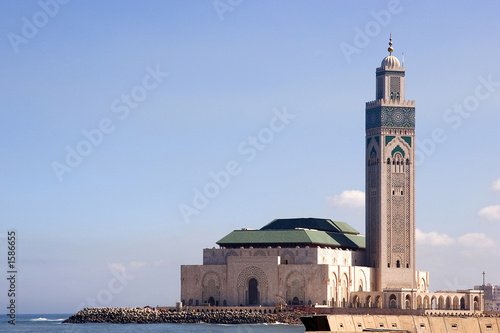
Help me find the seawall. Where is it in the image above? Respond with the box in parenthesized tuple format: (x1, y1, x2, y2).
(62, 307, 303, 324)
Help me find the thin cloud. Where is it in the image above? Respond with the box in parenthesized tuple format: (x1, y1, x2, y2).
(415, 228, 455, 246)
(458, 233, 495, 249)
(492, 178, 500, 192)
(108, 263, 126, 272)
(154, 260, 168, 266)
(327, 190, 365, 209)
(416, 229, 495, 249)
(108, 261, 147, 272)
(478, 205, 500, 222)
(129, 261, 147, 270)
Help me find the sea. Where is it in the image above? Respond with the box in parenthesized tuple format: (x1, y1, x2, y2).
(1, 314, 305, 332)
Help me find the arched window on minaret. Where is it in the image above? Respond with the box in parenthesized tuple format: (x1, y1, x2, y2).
(368, 149, 378, 173)
(392, 152, 404, 173)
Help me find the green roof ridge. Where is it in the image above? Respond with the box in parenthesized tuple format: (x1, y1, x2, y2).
(260, 217, 359, 235)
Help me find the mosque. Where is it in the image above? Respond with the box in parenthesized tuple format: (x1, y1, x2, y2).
(180, 39, 483, 313)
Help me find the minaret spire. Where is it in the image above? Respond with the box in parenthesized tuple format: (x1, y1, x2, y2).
(366, 38, 416, 294)
(388, 34, 394, 55)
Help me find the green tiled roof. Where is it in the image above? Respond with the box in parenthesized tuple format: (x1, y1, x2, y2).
(260, 218, 360, 235)
(216, 222, 365, 250)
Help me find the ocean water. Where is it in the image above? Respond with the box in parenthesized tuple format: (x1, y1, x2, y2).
(2, 314, 305, 332)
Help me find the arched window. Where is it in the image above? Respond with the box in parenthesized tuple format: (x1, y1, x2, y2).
(392, 152, 404, 173)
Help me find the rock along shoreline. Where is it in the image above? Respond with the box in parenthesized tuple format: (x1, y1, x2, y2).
(62, 307, 303, 325)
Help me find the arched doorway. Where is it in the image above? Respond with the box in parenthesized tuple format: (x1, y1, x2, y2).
(340, 274, 348, 307)
(208, 296, 215, 306)
(248, 278, 259, 305)
(460, 297, 465, 310)
(438, 296, 444, 310)
(353, 295, 360, 308)
(389, 294, 397, 308)
(431, 297, 437, 310)
(446, 297, 451, 310)
(292, 297, 300, 305)
(423, 296, 430, 309)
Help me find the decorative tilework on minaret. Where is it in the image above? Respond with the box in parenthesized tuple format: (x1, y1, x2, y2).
(365, 37, 416, 291)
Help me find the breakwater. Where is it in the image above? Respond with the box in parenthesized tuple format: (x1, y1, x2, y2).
(63, 307, 303, 325)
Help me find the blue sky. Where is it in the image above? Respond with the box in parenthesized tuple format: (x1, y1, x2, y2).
(1, 0, 499, 314)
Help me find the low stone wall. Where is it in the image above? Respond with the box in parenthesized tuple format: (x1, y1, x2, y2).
(301, 313, 500, 332)
(62, 307, 303, 325)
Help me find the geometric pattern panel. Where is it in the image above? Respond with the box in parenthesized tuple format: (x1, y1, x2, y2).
(237, 266, 268, 288)
(366, 106, 415, 130)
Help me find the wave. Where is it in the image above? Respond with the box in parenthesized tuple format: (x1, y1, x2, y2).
(30, 317, 65, 322)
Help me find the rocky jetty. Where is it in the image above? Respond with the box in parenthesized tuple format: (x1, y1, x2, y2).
(62, 307, 303, 325)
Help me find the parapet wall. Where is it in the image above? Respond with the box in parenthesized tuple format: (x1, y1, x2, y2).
(302, 314, 500, 332)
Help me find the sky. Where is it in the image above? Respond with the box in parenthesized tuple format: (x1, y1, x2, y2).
(0, 0, 499, 314)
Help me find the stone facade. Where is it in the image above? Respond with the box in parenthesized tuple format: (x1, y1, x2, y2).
(181, 246, 370, 307)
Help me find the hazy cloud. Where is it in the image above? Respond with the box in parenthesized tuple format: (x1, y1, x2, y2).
(492, 178, 500, 192)
(478, 205, 500, 222)
(458, 233, 496, 249)
(129, 261, 147, 270)
(415, 228, 455, 246)
(108, 263, 126, 272)
(154, 260, 168, 266)
(108, 261, 147, 272)
(327, 190, 365, 209)
(416, 229, 495, 249)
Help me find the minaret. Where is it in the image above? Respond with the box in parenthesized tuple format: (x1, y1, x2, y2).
(365, 37, 416, 292)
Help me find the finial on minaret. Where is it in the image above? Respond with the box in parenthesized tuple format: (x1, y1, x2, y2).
(388, 34, 393, 55)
